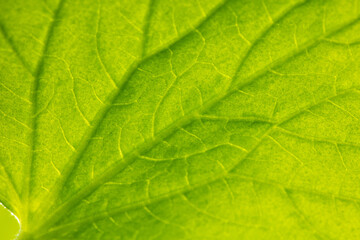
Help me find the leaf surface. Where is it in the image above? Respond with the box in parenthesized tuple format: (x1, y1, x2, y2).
(1, 0, 360, 239)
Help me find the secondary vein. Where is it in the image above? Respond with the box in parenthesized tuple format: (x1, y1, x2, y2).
(36, 87, 360, 239)
(24, 0, 67, 232)
(35, 0, 230, 227)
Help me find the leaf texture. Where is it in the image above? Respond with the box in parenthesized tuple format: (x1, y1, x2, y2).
(1, 0, 360, 239)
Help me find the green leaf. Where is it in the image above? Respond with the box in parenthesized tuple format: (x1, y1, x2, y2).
(0, 204, 19, 240)
(1, 0, 360, 239)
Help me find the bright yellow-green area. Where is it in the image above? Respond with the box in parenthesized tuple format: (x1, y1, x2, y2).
(1, 0, 360, 239)
(0, 204, 19, 240)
